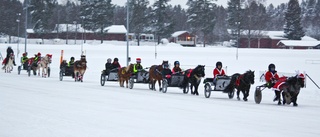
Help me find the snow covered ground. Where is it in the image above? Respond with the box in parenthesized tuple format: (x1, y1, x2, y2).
(1, 41, 320, 137)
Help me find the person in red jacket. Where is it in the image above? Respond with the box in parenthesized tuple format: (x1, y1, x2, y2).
(265, 63, 281, 101)
(213, 61, 226, 84)
(265, 63, 280, 88)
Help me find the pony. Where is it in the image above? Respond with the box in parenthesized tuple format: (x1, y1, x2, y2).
(224, 70, 255, 101)
(73, 55, 87, 82)
(2, 53, 14, 73)
(28, 57, 41, 76)
(181, 65, 205, 95)
(118, 64, 134, 88)
(39, 54, 52, 78)
(148, 61, 167, 91)
(274, 74, 305, 106)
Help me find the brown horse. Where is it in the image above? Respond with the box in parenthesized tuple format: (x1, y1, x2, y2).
(118, 64, 134, 88)
(149, 61, 167, 91)
(74, 55, 87, 82)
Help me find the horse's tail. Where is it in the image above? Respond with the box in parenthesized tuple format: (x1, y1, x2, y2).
(224, 74, 240, 93)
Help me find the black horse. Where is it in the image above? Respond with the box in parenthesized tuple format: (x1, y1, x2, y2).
(181, 65, 205, 95)
(280, 74, 305, 106)
(224, 70, 255, 101)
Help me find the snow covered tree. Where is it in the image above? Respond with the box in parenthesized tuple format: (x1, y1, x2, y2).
(29, 0, 56, 40)
(149, 0, 175, 44)
(227, 0, 243, 47)
(187, 0, 216, 47)
(242, 1, 268, 48)
(80, 0, 114, 43)
(283, 0, 305, 40)
(129, 0, 149, 46)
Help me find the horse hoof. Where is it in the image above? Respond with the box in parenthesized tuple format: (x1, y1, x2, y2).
(237, 97, 240, 100)
(278, 102, 282, 105)
(243, 98, 248, 101)
(293, 103, 298, 107)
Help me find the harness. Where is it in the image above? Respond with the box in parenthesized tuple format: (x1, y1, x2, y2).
(236, 75, 249, 86)
(186, 69, 193, 78)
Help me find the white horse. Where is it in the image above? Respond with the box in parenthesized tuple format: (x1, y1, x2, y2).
(39, 54, 52, 78)
(2, 53, 14, 73)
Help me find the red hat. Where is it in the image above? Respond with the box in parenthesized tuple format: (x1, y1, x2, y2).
(37, 52, 41, 56)
(298, 73, 305, 79)
(136, 58, 141, 63)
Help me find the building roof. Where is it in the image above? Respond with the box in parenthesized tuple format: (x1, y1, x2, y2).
(171, 31, 188, 37)
(277, 40, 320, 47)
(103, 25, 127, 34)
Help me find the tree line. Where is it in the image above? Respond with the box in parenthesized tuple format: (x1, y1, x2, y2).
(0, 0, 319, 45)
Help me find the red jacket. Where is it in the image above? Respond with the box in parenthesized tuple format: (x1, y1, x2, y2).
(213, 68, 226, 78)
(265, 71, 279, 83)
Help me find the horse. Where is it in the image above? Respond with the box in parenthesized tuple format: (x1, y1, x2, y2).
(118, 64, 134, 88)
(274, 74, 305, 106)
(224, 70, 255, 101)
(73, 55, 87, 82)
(39, 54, 52, 78)
(181, 65, 206, 95)
(2, 53, 14, 73)
(148, 61, 167, 91)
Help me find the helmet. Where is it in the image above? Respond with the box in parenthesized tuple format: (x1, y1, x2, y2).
(174, 61, 180, 66)
(70, 57, 75, 60)
(8, 46, 11, 49)
(22, 53, 27, 56)
(268, 63, 275, 71)
(216, 61, 222, 67)
(114, 58, 119, 62)
(37, 52, 41, 56)
(107, 58, 112, 63)
(136, 58, 141, 63)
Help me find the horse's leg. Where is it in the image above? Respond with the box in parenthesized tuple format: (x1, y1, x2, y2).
(194, 83, 199, 95)
(292, 92, 299, 106)
(158, 79, 162, 91)
(125, 78, 128, 88)
(152, 80, 156, 91)
(236, 89, 240, 100)
(242, 89, 248, 101)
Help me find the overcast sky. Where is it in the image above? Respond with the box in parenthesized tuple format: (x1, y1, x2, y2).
(112, 0, 293, 8)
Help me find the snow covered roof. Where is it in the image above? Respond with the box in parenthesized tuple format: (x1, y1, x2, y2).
(278, 40, 320, 47)
(103, 25, 127, 34)
(171, 31, 188, 37)
(26, 29, 34, 33)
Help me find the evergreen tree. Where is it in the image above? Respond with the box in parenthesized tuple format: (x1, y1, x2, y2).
(149, 0, 175, 44)
(284, 0, 305, 40)
(187, 0, 216, 47)
(29, 0, 56, 38)
(0, 0, 24, 41)
(129, 0, 149, 46)
(227, 0, 243, 47)
(80, 0, 114, 43)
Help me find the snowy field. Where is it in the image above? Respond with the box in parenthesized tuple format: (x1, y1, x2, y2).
(1, 41, 320, 137)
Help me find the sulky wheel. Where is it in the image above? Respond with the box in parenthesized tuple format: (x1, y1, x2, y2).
(228, 88, 235, 99)
(100, 74, 106, 86)
(254, 87, 262, 104)
(18, 66, 21, 75)
(162, 79, 168, 93)
(204, 83, 212, 98)
(59, 71, 63, 81)
(129, 77, 134, 89)
(28, 66, 31, 77)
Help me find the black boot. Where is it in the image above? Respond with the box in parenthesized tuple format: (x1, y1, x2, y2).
(273, 90, 280, 102)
